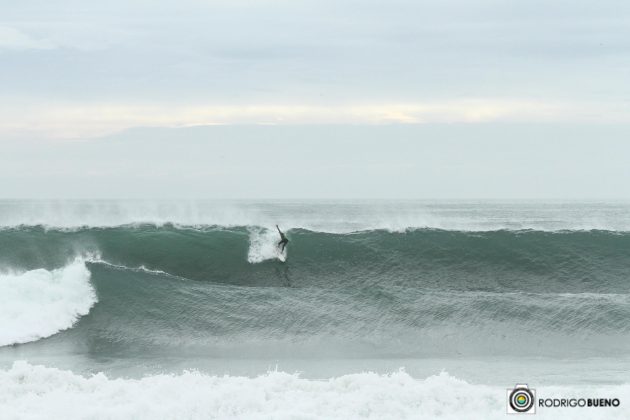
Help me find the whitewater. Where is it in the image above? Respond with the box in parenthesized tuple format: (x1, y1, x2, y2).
(1, 200, 629, 419)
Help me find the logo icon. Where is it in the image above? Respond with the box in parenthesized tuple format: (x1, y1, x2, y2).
(507, 384, 536, 414)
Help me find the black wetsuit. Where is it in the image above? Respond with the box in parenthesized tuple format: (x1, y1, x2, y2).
(276, 225, 289, 251)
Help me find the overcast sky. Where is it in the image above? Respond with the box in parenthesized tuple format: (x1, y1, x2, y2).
(2, 0, 630, 198)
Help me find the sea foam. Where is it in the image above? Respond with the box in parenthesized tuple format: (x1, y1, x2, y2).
(1, 362, 629, 420)
(247, 227, 286, 263)
(0, 261, 96, 347)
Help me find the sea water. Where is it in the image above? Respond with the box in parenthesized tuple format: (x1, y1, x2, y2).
(1, 200, 629, 419)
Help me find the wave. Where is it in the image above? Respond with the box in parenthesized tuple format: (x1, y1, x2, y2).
(2, 226, 629, 356)
(2, 225, 629, 292)
(0, 260, 96, 346)
(74, 264, 630, 357)
(2, 361, 629, 420)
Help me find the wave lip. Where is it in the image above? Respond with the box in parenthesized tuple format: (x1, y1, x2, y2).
(1, 200, 630, 233)
(0, 260, 97, 347)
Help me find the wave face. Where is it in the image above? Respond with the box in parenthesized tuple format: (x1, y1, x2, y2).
(1, 223, 629, 358)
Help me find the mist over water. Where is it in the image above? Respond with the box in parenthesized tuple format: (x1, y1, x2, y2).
(1, 199, 630, 231)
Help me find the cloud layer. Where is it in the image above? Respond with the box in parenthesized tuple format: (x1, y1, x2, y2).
(1, 0, 630, 137)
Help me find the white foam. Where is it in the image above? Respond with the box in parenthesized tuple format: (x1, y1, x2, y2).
(247, 227, 286, 263)
(1, 362, 628, 420)
(86, 256, 174, 277)
(0, 261, 97, 347)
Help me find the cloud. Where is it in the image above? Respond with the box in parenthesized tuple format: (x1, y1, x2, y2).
(1, 99, 628, 139)
(1, 0, 629, 140)
(0, 26, 56, 51)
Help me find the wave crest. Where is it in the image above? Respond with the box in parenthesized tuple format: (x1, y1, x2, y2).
(0, 260, 97, 347)
(1, 200, 630, 232)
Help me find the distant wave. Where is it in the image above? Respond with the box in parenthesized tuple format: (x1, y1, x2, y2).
(0, 260, 96, 346)
(1, 200, 630, 232)
(2, 361, 629, 420)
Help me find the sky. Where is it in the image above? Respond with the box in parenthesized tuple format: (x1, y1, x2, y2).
(1, 0, 630, 198)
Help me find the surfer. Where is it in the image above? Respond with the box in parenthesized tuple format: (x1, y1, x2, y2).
(276, 225, 289, 252)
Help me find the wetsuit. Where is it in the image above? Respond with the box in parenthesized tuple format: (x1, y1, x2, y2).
(276, 225, 289, 252)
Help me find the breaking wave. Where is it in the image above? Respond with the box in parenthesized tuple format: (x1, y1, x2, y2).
(1, 225, 629, 357)
(0, 260, 96, 346)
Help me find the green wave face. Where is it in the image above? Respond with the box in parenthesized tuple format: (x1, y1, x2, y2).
(2, 225, 630, 358)
(2, 225, 629, 291)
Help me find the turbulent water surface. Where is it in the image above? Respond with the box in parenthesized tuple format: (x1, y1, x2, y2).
(1, 200, 629, 419)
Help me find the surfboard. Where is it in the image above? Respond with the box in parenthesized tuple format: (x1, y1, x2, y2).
(277, 247, 287, 262)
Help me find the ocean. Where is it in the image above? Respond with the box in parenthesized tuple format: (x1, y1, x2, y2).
(1, 200, 629, 419)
